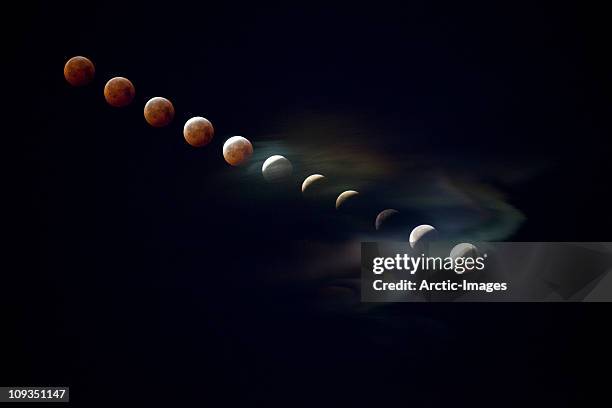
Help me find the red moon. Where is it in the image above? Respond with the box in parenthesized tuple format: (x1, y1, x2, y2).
(183, 117, 214, 147)
(104, 77, 135, 107)
(144, 97, 175, 127)
(64, 56, 95, 86)
(222, 136, 253, 166)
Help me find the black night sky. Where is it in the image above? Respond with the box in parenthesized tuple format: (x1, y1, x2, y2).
(6, 1, 612, 405)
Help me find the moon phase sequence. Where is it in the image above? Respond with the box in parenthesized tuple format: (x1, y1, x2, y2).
(63, 56, 444, 245)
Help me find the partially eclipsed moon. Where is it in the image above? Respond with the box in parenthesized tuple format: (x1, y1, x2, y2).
(450, 243, 478, 259)
(223, 136, 253, 166)
(144, 97, 174, 127)
(409, 224, 437, 248)
(262, 155, 293, 182)
(302, 174, 326, 194)
(183, 116, 214, 147)
(336, 190, 359, 210)
(375, 209, 399, 230)
(64, 56, 95, 86)
(104, 77, 135, 107)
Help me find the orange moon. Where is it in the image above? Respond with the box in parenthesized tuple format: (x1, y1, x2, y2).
(183, 117, 214, 147)
(144, 97, 175, 127)
(64, 56, 95, 86)
(222, 136, 253, 166)
(104, 77, 135, 107)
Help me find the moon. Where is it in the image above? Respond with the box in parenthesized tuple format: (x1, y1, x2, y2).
(183, 117, 214, 147)
(64, 56, 95, 86)
(450, 243, 478, 259)
(223, 136, 253, 166)
(262, 155, 293, 182)
(375, 209, 399, 231)
(335, 190, 359, 210)
(409, 224, 437, 248)
(144, 97, 175, 127)
(104, 77, 135, 107)
(301, 174, 326, 194)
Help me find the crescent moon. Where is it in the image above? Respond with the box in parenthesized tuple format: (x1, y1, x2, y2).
(375, 209, 399, 230)
(302, 174, 326, 193)
(409, 224, 437, 248)
(335, 190, 359, 210)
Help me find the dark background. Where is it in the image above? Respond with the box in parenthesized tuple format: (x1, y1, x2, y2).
(5, 0, 612, 405)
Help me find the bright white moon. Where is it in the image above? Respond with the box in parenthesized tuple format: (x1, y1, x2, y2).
(262, 155, 293, 182)
(409, 224, 437, 248)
